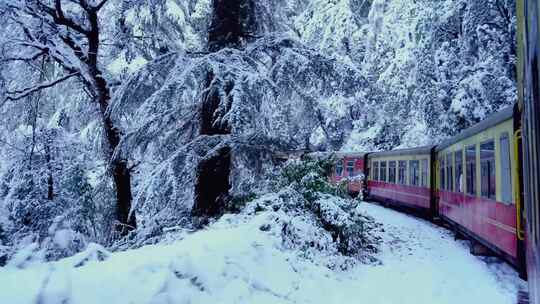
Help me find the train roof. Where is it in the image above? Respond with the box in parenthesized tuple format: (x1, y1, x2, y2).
(368, 145, 434, 158)
(334, 151, 367, 158)
(435, 106, 514, 151)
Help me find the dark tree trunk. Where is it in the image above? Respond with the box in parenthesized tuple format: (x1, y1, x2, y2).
(193, 147, 232, 216)
(95, 76, 136, 234)
(87, 9, 136, 234)
(44, 137, 54, 201)
(208, 0, 246, 52)
(193, 0, 254, 216)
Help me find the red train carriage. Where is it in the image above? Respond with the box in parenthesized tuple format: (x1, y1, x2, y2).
(435, 107, 523, 268)
(365, 146, 435, 216)
(329, 101, 536, 297)
(331, 152, 366, 195)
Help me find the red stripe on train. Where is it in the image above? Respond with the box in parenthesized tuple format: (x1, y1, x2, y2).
(439, 190, 517, 258)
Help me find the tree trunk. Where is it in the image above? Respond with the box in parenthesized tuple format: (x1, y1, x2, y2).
(193, 0, 254, 216)
(44, 136, 54, 201)
(85, 9, 136, 234)
(95, 77, 136, 234)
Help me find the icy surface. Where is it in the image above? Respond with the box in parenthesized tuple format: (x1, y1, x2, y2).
(0, 202, 523, 304)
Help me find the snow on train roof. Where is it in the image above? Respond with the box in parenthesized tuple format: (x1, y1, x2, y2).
(435, 106, 514, 151)
(334, 151, 367, 158)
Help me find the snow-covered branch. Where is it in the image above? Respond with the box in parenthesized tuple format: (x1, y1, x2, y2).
(5, 72, 80, 102)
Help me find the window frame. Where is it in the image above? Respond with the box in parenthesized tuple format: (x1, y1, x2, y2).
(398, 160, 407, 185)
(380, 161, 387, 182)
(389, 161, 397, 183)
(373, 161, 379, 181)
(346, 160, 355, 176)
(409, 160, 420, 186)
(480, 140, 496, 200)
(499, 133, 512, 204)
(421, 159, 428, 187)
(335, 161, 344, 177)
(455, 150, 463, 193)
(466, 145, 477, 196)
(446, 153, 454, 192)
(439, 156, 445, 190)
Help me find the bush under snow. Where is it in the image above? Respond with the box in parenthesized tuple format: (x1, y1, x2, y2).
(237, 156, 382, 269)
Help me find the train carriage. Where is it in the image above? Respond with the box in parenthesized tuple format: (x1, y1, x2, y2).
(366, 146, 434, 215)
(518, 0, 540, 300)
(332, 152, 366, 195)
(435, 107, 523, 266)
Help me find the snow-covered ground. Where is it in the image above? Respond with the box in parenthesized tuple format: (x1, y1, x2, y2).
(0, 202, 524, 304)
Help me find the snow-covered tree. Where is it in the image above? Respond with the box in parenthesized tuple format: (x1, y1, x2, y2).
(1, 0, 137, 234)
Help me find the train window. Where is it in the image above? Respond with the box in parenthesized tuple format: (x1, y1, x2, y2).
(389, 161, 397, 183)
(398, 161, 407, 185)
(335, 161, 343, 176)
(439, 156, 445, 190)
(500, 134, 512, 203)
(380, 161, 387, 182)
(421, 159, 428, 187)
(346, 160, 355, 176)
(446, 153, 454, 192)
(466, 145, 476, 196)
(455, 150, 463, 193)
(373, 161, 379, 180)
(480, 140, 496, 200)
(409, 160, 420, 186)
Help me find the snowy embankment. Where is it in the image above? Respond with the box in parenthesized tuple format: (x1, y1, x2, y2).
(0, 201, 523, 304)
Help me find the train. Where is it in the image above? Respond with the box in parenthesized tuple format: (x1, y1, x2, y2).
(328, 2, 539, 301)
(330, 2, 540, 301)
(331, 105, 524, 265)
(329, 104, 536, 297)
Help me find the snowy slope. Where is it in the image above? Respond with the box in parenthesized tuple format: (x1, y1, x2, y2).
(0, 202, 523, 304)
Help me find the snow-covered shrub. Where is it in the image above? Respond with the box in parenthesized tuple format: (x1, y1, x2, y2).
(0, 159, 103, 264)
(234, 156, 382, 269)
(281, 155, 348, 202)
(241, 187, 381, 270)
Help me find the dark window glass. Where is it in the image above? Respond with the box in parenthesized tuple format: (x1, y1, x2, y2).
(440, 156, 445, 190)
(398, 161, 407, 185)
(389, 161, 397, 183)
(500, 134, 512, 203)
(380, 161, 387, 182)
(480, 141, 496, 200)
(455, 150, 463, 193)
(466, 145, 476, 195)
(336, 161, 343, 176)
(373, 161, 379, 181)
(409, 160, 420, 186)
(346, 160, 355, 176)
(447, 153, 454, 191)
(421, 159, 428, 187)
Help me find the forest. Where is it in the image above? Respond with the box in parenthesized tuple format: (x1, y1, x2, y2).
(0, 0, 516, 266)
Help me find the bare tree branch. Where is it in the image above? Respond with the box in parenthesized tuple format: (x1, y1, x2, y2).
(0, 50, 47, 63)
(5, 72, 80, 102)
(93, 0, 110, 12)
